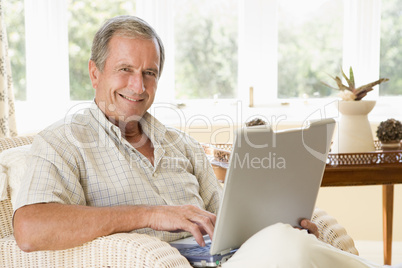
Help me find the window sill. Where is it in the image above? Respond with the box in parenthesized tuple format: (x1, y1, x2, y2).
(153, 97, 402, 129)
(15, 97, 401, 135)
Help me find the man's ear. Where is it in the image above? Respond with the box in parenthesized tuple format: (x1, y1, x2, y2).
(88, 60, 100, 89)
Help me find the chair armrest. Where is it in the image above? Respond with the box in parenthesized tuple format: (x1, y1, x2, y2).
(312, 207, 359, 255)
(0, 198, 13, 239)
(0, 136, 34, 152)
(0, 233, 191, 267)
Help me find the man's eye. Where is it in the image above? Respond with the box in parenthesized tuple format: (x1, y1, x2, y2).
(145, 71, 156, 77)
(120, 68, 130, 72)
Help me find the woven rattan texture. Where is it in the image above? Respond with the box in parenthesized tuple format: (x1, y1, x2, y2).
(312, 208, 359, 255)
(1, 233, 191, 267)
(0, 135, 191, 267)
(0, 136, 34, 152)
(202, 144, 232, 163)
(0, 136, 34, 240)
(0, 195, 13, 239)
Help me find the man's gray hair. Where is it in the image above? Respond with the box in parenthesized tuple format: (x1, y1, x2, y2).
(90, 15, 165, 77)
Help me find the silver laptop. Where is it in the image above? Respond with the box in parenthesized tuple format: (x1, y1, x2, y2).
(170, 118, 335, 267)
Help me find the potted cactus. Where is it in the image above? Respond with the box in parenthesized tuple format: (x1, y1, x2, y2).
(323, 67, 389, 153)
(324, 66, 389, 101)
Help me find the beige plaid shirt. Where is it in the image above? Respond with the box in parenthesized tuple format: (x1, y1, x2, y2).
(15, 103, 222, 242)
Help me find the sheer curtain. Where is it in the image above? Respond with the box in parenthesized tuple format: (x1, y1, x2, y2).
(342, 0, 381, 98)
(0, 0, 17, 137)
(19, 0, 70, 133)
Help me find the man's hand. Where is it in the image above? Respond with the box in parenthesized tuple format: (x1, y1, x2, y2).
(147, 205, 216, 247)
(300, 219, 319, 238)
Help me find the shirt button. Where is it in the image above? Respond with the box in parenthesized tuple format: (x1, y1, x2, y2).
(153, 172, 158, 177)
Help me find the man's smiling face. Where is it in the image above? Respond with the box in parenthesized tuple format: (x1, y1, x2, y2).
(89, 35, 160, 125)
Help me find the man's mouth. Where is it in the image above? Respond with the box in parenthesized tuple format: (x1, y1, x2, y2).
(119, 94, 142, 102)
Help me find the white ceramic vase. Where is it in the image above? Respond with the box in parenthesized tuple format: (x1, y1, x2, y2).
(331, 100, 376, 153)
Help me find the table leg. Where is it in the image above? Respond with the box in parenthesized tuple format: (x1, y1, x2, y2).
(383, 184, 394, 266)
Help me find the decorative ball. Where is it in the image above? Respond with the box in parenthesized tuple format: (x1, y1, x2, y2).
(376, 118, 402, 142)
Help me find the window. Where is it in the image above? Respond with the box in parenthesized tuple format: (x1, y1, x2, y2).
(67, 0, 238, 101)
(380, 0, 402, 96)
(4, 0, 26, 101)
(277, 0, 343, 99)
(4, 0, 401, 134)
(173, 0, 238, 99)
(68, 0, 137, 100)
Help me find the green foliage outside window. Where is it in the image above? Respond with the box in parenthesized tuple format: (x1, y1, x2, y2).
(68, 0, 136, 100)
(380, 0, 402, 96)
(4, 0, 26, 100)
(4, 0, 402, 102)
(277, 0, 343, 99)
(174, 0, 238, 99)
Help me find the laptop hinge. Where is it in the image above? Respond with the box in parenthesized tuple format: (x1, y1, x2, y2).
(220, 248, 232, 255)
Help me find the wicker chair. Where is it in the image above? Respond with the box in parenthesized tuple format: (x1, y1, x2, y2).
(0, 136, 358, 267)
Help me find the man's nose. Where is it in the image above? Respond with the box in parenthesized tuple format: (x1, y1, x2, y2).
(128, 73, 145, 94)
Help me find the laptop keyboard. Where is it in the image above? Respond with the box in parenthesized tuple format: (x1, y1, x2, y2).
(177, 242, 212, 256)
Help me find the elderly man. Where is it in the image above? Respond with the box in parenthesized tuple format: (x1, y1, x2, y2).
(12, 15, 353, 267)
(13, 15, 222, 251)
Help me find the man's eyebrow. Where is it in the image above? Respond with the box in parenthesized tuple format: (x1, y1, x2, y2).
(115, 63, 133, 69)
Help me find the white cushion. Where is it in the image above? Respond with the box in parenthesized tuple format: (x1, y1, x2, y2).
(0, 145, 31, 207)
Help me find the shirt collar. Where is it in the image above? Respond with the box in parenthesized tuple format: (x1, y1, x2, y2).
(89, 101, 167, 144)
(140, 112, 167, 144)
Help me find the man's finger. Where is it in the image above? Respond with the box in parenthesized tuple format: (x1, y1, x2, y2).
(190, 213, 215, 239)
(300, 219, 319, 238)
(186, 222, 206, 247)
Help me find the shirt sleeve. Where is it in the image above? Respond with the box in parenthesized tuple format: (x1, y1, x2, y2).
(14, 130, 86, 212)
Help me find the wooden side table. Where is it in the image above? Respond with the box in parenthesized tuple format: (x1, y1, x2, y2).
(324, 149, 402, 265)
